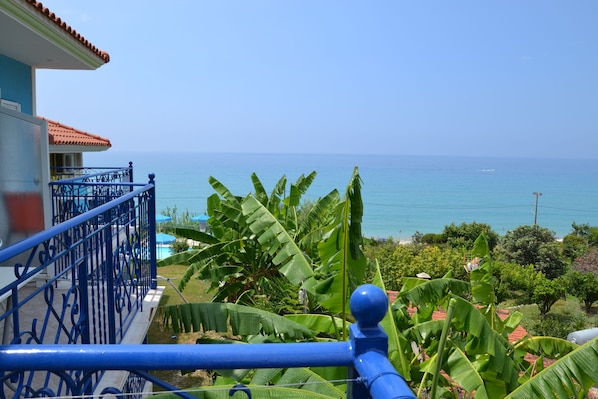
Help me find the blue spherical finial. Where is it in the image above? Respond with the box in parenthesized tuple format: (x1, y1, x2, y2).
(350, 284, 388, 328)
(148, 173, 155, 183)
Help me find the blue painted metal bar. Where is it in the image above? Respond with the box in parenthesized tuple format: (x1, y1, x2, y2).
(1, 342, 353, 371)
(50, 165, 132, 184)
(353, 351, 415, 399)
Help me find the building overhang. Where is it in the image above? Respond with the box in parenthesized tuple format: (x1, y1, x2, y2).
(0, 0, 110, 70)
(42, 117, 111, 153)
(49, 144, 110, 153)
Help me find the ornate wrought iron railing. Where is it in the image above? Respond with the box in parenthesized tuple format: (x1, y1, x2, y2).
(49, 164, 133, 183)
(0, 176, 158, 397)
(0, 285, 416, 399)
(49, 164, 134, 224)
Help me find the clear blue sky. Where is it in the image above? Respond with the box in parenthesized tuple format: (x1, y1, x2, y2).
(36, 1, 598, 158)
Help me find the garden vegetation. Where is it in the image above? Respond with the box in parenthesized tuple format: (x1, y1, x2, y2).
(155, 170, 598, 398)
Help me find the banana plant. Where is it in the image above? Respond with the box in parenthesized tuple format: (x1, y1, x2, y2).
(242, 167, 367, 336)
(159, 172, 334, 306)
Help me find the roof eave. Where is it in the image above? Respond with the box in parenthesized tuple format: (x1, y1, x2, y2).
(0, 0, 109, 70)
(49, 145, 111, 153)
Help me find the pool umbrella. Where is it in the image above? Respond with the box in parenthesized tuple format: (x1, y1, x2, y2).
(156, 233, 176, 244)
(191, 214, 209, 222)
(156, 214, 172, 223)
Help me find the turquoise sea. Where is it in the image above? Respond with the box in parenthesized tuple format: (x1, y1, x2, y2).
(85, 152, 598, 241)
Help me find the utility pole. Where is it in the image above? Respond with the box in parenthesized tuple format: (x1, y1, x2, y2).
(532, 192, 542, 225)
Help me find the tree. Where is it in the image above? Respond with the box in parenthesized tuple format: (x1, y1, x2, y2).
(570, 222, 598, 246)
(498, 225, 566, 279)
(569, 271, 598, 312)
(442, 221, 499, 250)
(562, 233, 589, 261)
(570, 248, 598, 312)
(531, 276, 567, 316)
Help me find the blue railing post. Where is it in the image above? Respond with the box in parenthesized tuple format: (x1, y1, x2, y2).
(79, 225, 91, 345)
(348, 284, 416, 399)
(148, 174, 157, 290)
(128, 162, 134, 184)
(105, 212, 117, 344)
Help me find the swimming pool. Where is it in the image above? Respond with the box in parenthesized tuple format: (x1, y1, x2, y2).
(156, 245, 172, 260)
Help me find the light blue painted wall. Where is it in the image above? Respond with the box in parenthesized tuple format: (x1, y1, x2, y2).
(0, 54, 33, 115)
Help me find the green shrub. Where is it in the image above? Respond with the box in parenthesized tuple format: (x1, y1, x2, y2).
(364, 241, 467, 290)
(171, 240, 189, 254)
(531, 310, 587, 339)
(420, 233, 445, 245)
(493, 262, 541, 303)
(442, 222, 499, 251)
(562, 234, 589, 261)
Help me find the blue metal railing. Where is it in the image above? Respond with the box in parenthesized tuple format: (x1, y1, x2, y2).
(0, 175, 157, 397)
(0, 285, 416, 399)
(49, 164, 134, 224)
(49, 164, 133, 183)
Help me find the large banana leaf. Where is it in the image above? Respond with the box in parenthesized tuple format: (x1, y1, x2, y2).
(505, 338, 598, 399)
(284, 314, 344, 337)
(158, 240, 243, 291)
(443, 347, 503, 399)
(398, 277, 470, 312)
(513, 336, 577, 359)
(449, 295, 518, 387)
(209, 176, 241, 204)
(155, 385, 342, 399)
(293, 171, 317, 197)
(274, 367, 344, 397)
(371, 260, 413, 380)
(250, 172, 269, 205)
(297, 190, 339, 248)
(263, 175, 285, 218)
(313, 168, 366, 317)
(174, 227, 220, 244)
(242, 195, 314, 285)
(162, 302, 315, 340)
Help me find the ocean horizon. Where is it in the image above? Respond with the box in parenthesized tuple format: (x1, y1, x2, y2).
(85, 151, 598, 241)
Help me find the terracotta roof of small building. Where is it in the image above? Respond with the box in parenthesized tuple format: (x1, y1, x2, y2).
(40, 117, 111, 148)
(387, 290, 529, 344)
(25, 0, 110, 64)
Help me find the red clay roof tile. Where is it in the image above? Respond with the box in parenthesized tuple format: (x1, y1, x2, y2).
(387, 290, 530, 343)
(25, 1, 110, 64)
(40, 117, 111, 148)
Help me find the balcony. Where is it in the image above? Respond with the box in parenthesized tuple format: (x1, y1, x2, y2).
(0, 170, 161, 397)
(0, 168, 414, 399)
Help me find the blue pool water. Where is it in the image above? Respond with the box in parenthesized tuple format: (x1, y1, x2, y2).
(156, 245, 172, 260)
